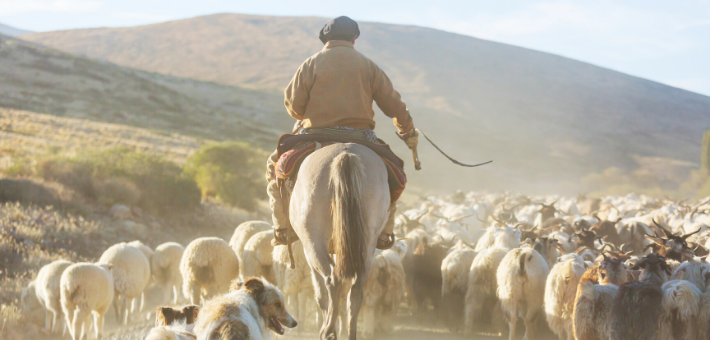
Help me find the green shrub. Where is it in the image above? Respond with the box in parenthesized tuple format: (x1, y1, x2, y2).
(22, 148, 201, 214)
(94, 177, 142, 206)
(185, 142, 266, 210)
(36, 156, 95, 198)
(2, 157, 35, 178)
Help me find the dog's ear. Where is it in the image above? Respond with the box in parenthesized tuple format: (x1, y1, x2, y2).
(242, 277, 265, 298)
(181, 305, 200, 324)
(156, 306, 175, 327)
(229, 278, 244, 292)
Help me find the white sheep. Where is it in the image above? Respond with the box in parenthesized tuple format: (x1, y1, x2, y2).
(544, 254, 587, 340)
(497, 247, 550, 340)
(272, 240, 316, 330)
(361, 248, 407, 339)
(34, 259, 73, 334)
(60, 262, 114, 340)
(180, 237, 239, 305)
(99, 242, 151, 325)
(658, 280, 702, 340)
(20, 280, 44, 324)
(228, 220, 271, 278)
(241, 230, 276, 284)
(441, 243, 477, 333)
(464, 226, 520, 334)
(127, 240, 154, 313)
(152, 242, 186, 304)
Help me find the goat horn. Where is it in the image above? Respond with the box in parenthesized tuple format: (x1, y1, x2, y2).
(681, 228, 702, 240)
(475, 214, 486, 223)
(619, 243, 630, 253)
(453, 213, 477, 222)
(600, 243, 616, 253)
(644, 233, 666, 246)
(689, 197, 710, 219)
(652, 218, 675, 239)
(413, 208, 430, 221)
(491, 216, 507, 226)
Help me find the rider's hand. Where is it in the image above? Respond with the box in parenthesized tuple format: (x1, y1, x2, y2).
(398, 129, 419, 149)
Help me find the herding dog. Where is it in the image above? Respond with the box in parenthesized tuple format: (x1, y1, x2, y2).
(194, 277, 297, 339)
(145, 305, 200, 340)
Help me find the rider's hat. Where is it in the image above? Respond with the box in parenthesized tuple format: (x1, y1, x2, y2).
(319, 16, 360, 44)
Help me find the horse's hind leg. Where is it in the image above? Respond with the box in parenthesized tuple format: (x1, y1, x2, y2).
(348, 267, 369, 340)
(322, 274, 343, 340)
(311, 267, 329, 313)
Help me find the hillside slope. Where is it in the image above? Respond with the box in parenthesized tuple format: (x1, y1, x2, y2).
(0, 34, 283, 148)
(19, 14, 710, 193)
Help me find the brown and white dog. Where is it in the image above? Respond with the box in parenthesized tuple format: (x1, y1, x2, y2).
(194, 277, 297, 340)
(146, 305, 201, 340)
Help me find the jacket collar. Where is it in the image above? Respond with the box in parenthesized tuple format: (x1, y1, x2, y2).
(322, 40, 354, 51)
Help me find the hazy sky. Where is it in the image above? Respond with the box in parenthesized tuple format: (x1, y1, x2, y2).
(2, 0, 709, 96)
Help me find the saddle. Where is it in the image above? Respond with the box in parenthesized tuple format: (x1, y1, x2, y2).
(275, 134, 407, 203)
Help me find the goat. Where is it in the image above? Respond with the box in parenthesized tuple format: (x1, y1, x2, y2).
(497, 247, 550, 340)
(658, 279, 702, 340)
(411, 237, 448, 320)
(544, 254, 587, 340)
(645, 219, 700, 262)
(441, 244, 477, 333)
(609, 253, 671, 340)
(573, 252, 632, 340)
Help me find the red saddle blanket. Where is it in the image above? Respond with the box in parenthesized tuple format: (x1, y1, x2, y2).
(275, 134, 407, 202)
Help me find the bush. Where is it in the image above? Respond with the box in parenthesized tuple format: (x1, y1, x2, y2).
(185, 142, 266, 210)
(94, 177, 142, 206)
(36, 156, 95, 198)
(17, 148, 201, 214)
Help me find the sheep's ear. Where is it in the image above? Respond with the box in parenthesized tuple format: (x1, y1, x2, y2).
(182, 305, 200, 324)
(229, 279, 244, 292)
(242, 277, 265, 297)
(155, 306, 174, 327)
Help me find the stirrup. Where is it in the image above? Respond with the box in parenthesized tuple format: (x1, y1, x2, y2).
(376, 233, 396, 250)
(272, 228, 299, 246)
(272, 228, 289, 246)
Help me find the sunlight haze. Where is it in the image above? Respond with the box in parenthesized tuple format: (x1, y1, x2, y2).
(1, 0, 709, 96)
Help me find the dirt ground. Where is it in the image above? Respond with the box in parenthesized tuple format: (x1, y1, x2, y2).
(90, 292, 557, 340)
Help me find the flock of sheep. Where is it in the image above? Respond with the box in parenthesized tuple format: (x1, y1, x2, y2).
(20, 191, 710, 340)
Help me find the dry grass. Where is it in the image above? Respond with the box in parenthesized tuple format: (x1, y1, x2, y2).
(0, 108, 204, 165)
(0, 192, 257, 339)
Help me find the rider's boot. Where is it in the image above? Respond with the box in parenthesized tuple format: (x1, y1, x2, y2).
(268, 179, 298, 246)
(266, 149, 298, 246)
(377, 202, 397, 250)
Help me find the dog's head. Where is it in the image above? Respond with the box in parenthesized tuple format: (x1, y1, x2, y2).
(242, 277, 298, 335)
(155, 305, 200, 327)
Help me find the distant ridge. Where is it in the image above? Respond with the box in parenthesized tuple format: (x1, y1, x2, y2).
(17, 13, 710, 193)
(0, 22, 33, 36)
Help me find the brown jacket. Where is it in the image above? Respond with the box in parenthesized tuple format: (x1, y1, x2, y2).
(284, 40, 414, 133)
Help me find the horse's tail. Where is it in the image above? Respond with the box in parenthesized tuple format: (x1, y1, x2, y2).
(330, 151, 367, 280)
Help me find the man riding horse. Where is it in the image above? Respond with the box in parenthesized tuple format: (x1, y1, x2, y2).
(266, 16, 418, 250)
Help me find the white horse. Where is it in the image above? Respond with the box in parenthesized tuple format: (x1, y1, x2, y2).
(290, 143, 390, 340)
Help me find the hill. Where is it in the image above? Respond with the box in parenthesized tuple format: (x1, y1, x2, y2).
(0, 33, 285, 149)
(0, 22, 32, 36)
(18, 14, 710, 194)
